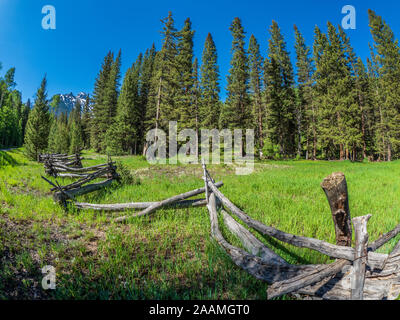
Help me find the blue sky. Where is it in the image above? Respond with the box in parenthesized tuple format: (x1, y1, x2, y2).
(0, 0, 400, 102)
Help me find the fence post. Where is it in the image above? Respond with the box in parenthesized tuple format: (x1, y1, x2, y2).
(321, 172, 352, 247)
(351, 214, 371, 300)
(202, 159, 209, 204)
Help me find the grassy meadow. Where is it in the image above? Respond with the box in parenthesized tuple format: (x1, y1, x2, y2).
(1, 148, 400, 299)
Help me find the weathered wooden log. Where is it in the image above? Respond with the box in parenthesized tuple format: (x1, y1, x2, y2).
(221, 209, 288, 266)
(115, 181, 224, 222)
(48, 162, 112, 173)
(205, 171, 390, 267)
(205, 174, 354, 260)
(50, 166, 116, 192)
(267, 259, 351, 299)
(53, 178, 115, 203)
(350, 215, 371, 300)
(321, 172, 352, 247)
(368, 222, 400, 252)
(207, 192, 329, 284)
(75, 199, 208, 211)
(295, 245, 400, 300)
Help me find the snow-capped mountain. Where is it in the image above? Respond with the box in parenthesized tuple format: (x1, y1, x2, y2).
(51, 92, 88, 115)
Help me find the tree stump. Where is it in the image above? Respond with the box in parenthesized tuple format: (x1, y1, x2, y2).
(321, 172, 352, 247)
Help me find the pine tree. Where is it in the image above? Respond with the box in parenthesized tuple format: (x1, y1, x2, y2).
(221, 17, 251, 133)
(176, 18, 195, 131)
(200, 33, 220, 129)
(24, 76, 51, 160)
(91, 51, 114, 152)
(355, 57, 375, 159)
(69, 99, 84, 154)
(81, 94, 91, 149)
(264, 21, 296, 157)
(191, 57, 201, 155)
(248, 34, 264, 157)
(294, 25, 315, 159)
(144, 12, 178, 155)
(54, 113, 70, 154)
(106, 56, 141, 155)
(368, 9, 400, 161)
(139, 44, 156, 151)
(157, 12, 179, 132)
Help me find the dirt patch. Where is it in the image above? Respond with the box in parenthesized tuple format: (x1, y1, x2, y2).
(0, 214, 106, 299)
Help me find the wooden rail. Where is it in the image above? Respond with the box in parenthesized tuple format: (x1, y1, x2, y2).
(201, 160, 400, 300)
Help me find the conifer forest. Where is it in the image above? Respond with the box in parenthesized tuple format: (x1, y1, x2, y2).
(2, 10, 400, 162)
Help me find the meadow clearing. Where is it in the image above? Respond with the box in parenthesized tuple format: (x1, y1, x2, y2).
(1, 148, 400, 299)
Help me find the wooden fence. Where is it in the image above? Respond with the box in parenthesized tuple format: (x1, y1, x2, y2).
(38, 153, 400, 299)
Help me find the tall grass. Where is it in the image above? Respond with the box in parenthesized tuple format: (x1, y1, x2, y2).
(1, 149, 399, 299)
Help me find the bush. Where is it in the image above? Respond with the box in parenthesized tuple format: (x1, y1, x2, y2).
(116, 161, 140, 186)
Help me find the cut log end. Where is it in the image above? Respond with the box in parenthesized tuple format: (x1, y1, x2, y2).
(320, 172, 345, 190)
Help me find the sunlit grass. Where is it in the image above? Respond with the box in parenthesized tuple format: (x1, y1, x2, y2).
(1, 148, 400, 299)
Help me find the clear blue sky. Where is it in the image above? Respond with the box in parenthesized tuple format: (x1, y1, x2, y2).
(1, 0, 400, 102)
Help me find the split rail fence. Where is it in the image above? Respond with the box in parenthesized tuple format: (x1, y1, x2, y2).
(38, 153, 400, 300)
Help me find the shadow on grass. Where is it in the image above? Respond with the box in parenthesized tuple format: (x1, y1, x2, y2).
(0, 151, 19, 167)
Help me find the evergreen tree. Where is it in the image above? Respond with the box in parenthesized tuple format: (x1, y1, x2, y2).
(24, 76, 51, 160)
(139, 44, 156, 151)
(81, 94, 91, 149)
(144, 12, 178, 155)
(200, 33, 220, 129)
(248, 34, 264, 157)
(221, 17, 251, 134)
(91, 51, 114, 152)
(294, 25, 315, 159)
(264, 21, 296, 157)
(69, 99, 84, 154)
(106, 56, 141, 155)
(176, 18, 195, 131)
(368, 9, 400, 161)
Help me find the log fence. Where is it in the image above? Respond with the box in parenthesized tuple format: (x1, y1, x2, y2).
(37, 153, 400, 299)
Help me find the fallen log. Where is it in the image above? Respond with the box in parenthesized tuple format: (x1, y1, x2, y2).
(75, 198, 208, 211)
(50, 165, 117, 192)
(207, 192, 327, 284)
(267, 259, 351, 299)
(50, 162, 113, 173)
(115, 181, 224, 222)
(53, 178, 115, 203)
(368, 222, 400, 252)
(221, 209, 288, 266)
(205, 174, 354, 260)
(205, 170, 388, 268)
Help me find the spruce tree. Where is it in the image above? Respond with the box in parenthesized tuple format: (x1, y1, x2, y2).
(221, 17, 251, 133)
(264, 21, 296, 157)
(69, 99, 84, 154)
(294, 25, 315, 159)
(81, 94, 91, 149)
(91, 51, 114, 152)
(248, 34, 264, 157)
(176, 18, 195, 131)
(368, 9, 400, 161)
(106, 56, 141, 155)
(24, 76, 51, 160)
(200, 33, 220, 129)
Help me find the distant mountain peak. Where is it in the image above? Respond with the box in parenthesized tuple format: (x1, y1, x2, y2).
(52, 92, 89, 115)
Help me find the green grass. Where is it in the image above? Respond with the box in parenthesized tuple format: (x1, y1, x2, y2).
(1, 148, 400, 299)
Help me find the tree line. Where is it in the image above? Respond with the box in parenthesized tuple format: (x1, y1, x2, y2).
(0, 66, 30, 149)
(17, 10, 400, 161)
